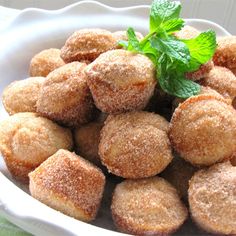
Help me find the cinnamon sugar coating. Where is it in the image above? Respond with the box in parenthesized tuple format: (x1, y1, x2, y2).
(29, 149, 105, 222)
(111, 177, 188, 235)
(200, 66, 236, 104)
(169, 95, 236, 166)
(85, 49, 156, 114)
(61, 29, 117, 63)
(37, 62, 95, 127)
(99, 111, 173, 178)
(213, 36, 236, 74)
(29, 48, 65, 77)
(189, 161, 236, 235)
(0, 113, 73, 182)
(2, 77, 45, 115)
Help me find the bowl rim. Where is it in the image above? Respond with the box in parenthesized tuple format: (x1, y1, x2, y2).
(0, 1, 232, 236)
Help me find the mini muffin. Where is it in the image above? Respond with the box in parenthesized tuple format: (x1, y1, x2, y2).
(0, 113, 73, 182)
(29, 48, 65, 77)
(169, 95, 236, 166)
(189, 161, 236, 235)
(172, 85, 225, 112)
(175, 25, 214, 81)
(99, 111, 173, 178)
(61, 29, 117, 63)
(200, 66, 236, 105)
(213, 36, 236, 75)
(2, 77, 45, 115)
(29, 149, 105, 222)
(161, 155, 197, 200)
(74, 122, 103, 167)
(37, 62, 95, 127)
(85, 49, 156, 114)
(111, 177, 188, 235)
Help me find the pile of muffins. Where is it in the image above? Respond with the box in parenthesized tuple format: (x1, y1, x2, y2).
(0, 26, 236, 235)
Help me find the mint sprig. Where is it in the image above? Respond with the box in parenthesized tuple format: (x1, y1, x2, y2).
(118, 0, 216, 98)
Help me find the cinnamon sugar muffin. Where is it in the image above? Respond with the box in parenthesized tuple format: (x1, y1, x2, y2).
(85, 49, 156, 114)
(200, 66, 236, 105)
(29, 149, 105, 222)
(2, 77, 45, 114)
(169, 95, 236, 166)
(111, 177, 188, 235)
(29, 48, 65, 77)
(0, 113, 72, 182)
(189, 161, 236, 235)
(99, 111, 173, 178)
(213, 36, 236, 75)
(61, 29, 117, 63)
(37, 62, 95, 127)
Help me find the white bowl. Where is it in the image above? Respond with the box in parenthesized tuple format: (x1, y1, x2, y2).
(0, 1, 232, 235)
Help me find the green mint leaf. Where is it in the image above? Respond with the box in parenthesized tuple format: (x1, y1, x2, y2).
(159, 73, 201, 98)
(118, 40, 129, 49)
(185, 57, 201, 72)
(181, 30, 216, 71)
(162, 18, 185, 34)
(121, 0, 216, 99)
(150, 37, 190, 65)
(141, 41, 159, 64)
(150, 0, 181, 32)
(126, 27, 142, 52)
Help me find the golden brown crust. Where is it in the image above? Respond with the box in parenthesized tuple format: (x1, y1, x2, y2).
(2, 77, 45, 115)
(0, 113, 73, 182)
(61, 29, 117, 63)
(85, 49, 156, 114)
(36, 62, 95, 127)
(213, 36, 236, 72)
(169, 95, 236, 166)
(201, 66, 236, 103)
(111, 177, 188, 235)
(29, 48, 65, 77)
(74, 122, 103, 167)
(29, 149, 105, 222)
(99, 111, 173, 178)
(188, 161, 236, 235)
(200, 66, 236, 103)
